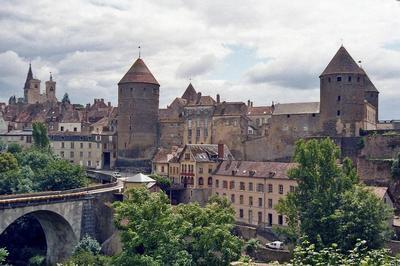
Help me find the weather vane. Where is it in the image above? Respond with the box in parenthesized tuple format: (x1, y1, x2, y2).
(138, 46, 141, 58)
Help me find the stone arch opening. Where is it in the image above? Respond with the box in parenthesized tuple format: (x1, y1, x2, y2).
(0, 210, 78, 265)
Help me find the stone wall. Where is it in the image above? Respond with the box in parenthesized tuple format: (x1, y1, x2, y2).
(357, 158, 392, 183)
(360, 134, 400, 159)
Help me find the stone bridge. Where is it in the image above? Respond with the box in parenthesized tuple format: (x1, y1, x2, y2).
(0, 182, 122, 265)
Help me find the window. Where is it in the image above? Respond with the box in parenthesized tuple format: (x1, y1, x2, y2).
(239, 195, 244, 204)
(239, 209, 244, 218)
(231, 194, 235, 203)
(348, 76, 352, 82)
(204, 128, 208, 138)
(198, 177, 204, 186)
(60, 151, 64, 158)
(328, 77, 331, 83)
(161, 166, 165, 172)
(208, 166, 213, 173)
(89, 143, 92, 149)
(249, 196, 253, 206)
(207, 177, 212, 186)
(287, 114, 290, 118)
(240, 182, 245, 191)
(229, 181, 235, 189)
(80, 151, 83, 158)
(70, 151, 74, 158)
(257, 183, 264, 192)
(185, 153, 190, 160)
(61, 142, 65, 148)
(26, 136, 32, 143)
(290, 185, 295, 193)
(268, 199, 273, 209)
(258, 198, 263, 207)
(97, 143, 100, 149)
(337, 95, 341, 101)
(258, 212, 262, 224)
(248, 182, 253, 191)
(70, 142, 74, 149)
(268, 184, 273, 193)
(80, 142, 83, 148)
(196, 128, 200, 137)
(223, 180, 228, 189)
(73, 127, 77, 132)
(337, 76, 342, 82)
(199, 167, 203, 174)
(215, 179, 219, 188)
(87, 160, 92, 167)
(88, 151, 92, 158)
(279, 184, 284, 194)
(60, 126, 64, 131)
(357, 77, 361, 82)
(337, 110, 341, 116)
(278, 215, 283, 225)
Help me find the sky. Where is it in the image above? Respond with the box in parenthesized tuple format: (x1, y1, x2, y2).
(0, 0, 400, 120)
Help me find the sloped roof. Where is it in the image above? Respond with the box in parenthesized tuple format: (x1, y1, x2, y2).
(321, 46, 364, 76)
(125, 173, 155, 183)
(182, 83, 197, 102)
(215, 160, 297, 179)
(247, 106, 273, 116)
(213, 102, 247, 116)
(360, 68, 379, 93)
(118, 58, 159, 85)
(181, 144, 233, 162)
(367, 186, 388, 200)
(273, 102, 320, 115)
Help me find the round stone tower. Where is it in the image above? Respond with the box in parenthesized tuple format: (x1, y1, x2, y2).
(319, 46, 367, 137)
(117, 58, 160, 167)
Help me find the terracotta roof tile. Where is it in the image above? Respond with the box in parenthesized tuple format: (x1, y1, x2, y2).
(118, 58, 159, 85)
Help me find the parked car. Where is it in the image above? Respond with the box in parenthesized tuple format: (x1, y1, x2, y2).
(113, 171, 122, 178)
(266, 241, 284, 250)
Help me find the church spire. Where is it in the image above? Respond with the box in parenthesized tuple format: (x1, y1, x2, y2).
(24, 63, 33, 89)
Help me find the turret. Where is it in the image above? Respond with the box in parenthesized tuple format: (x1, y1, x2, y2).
(45, 73, 57, 102)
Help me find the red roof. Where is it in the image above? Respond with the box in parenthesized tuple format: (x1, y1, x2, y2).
(118, 58, 159, 85)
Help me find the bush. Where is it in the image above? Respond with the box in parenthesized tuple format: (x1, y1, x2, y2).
(7, 143, 22, 154)
(244, 238, 261, 254)
(0, 247, 8, 264)
(73, 235, 101, 256)
(29, 255, 46, 266)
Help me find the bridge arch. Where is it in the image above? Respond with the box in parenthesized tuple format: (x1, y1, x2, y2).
(0, 204, 82, 265)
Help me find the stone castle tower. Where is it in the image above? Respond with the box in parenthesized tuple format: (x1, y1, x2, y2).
(45, 73, 57, 103)
(23, 64, 58, 104)
(319, 46, 378, 136)
(117, 58, 160, 166)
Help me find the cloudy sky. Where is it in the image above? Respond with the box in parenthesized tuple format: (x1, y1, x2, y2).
(1, 0, 400, 119)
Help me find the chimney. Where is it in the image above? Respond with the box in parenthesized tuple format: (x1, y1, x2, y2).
(216, 94, 220, 103)
(251, 101, 253, 107)
(196, 92, 202, 104)
(86, 103, 90, 108)
(108, 102, 111, 107)
(218, 143, 224, 160)
(247, 100, 250, 107)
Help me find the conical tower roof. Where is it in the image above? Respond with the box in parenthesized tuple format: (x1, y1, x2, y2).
(181, 83, 197, 102)
(321, 46, 364, 76)
(24, 63, 33, 89)
(118, 58, 159, 85)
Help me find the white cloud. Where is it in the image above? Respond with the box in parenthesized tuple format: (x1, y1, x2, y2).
(0, 0, 399, 119)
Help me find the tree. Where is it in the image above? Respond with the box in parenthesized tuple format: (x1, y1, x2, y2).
(0, 247, 8, 264)
(62, 93, 71, 104)
(290, 239, 399, 265)
(73, 235, 101, 256)
(6, 143, 22, 154)
(0, 152, 18, 172)
(149, 174, 172, 190)
(113, 188, 242, 265)
(276, 138, 392, 251)
(32, 122, 49, 149)
(36, 159, 87, 191)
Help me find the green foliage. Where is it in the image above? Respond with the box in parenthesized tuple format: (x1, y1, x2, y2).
(391, 152, 400, 179)
(6, 143, 22, 154)
(0, 152, 18, 172)
(357, 137, 365, 150)
(149, 174, 172, 189)
(64, 251, 111, 266)
(28, 255, 46, 266)
(0, 148, 87, 195)
(113, 188, 242, 266)
(276, 138, 392, 251)
(244, 238, 261, 254)
(32, 122, 49, 149)
(290, 239, 400, 266)
(73, 235, 101, 256)
(0, 139, 6, 152)
(0, 247, 8, 264)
